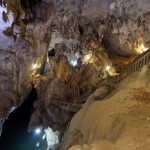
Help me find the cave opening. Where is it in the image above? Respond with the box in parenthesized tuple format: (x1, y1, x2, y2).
(0, 88, 46, 150)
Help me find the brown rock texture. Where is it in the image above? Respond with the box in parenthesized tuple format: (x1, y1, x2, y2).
(0, 0, 150, 145)
(28, 78, 73, 132)
(0, 2, 53, 134)
(60, 66, 150, 150)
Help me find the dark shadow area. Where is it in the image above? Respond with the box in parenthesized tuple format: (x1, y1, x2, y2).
(21, 0, 42, 9)
(0, 88, 46, 150)
(48, 49, 55, 57)
(78, 24, 84, 35)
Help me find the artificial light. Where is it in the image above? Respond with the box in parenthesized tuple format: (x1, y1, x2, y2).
(105, 65, 111, 71)
(84, 53, 93, 62)
(35, 128, 41, 134)
(85, 55, 91, 60)
(135, 43, 149, 54)
(143, 48, 149, 52)
(139, 43, 149, 52)
(32, 64, 38, 69)
(71, 60, 77, 66)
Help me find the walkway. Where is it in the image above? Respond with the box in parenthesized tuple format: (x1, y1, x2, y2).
(73, 88, 94, 103)
(73, 49, 150, 104)
(118, 49, 150, 82)
(55, 49, 150, 112)
(49, 99, 82, 113)
(67, 63, 98, 85)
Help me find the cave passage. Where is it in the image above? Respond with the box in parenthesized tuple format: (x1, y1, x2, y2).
(0, 88, 46, 150)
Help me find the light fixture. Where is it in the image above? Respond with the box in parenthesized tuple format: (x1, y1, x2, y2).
(105, 65, 111, 71)
(32, 64, 38, 69)
(84, 53, 92, 61)
(139, 44, 149, 52)
(71, 60, 77, 66)
(143, 47, 149, 52)
(35, 128, 41, 134)
(83, 53, 93, 64)
(135, 43, 149, 53)
(85, 55, 91, 60)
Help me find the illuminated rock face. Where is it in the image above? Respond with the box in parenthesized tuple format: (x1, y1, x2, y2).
(46, 0, 150, 87)
(60, 66, 150, 150)
(0, 0, 150, 145)
(43, 127, 59, 150)
(0, 22, 48, 116)
(103, 0, 150, 56)
(52, 0, 150, 56)
(0, 6, 13, 49)
(0, 3, 50, 135)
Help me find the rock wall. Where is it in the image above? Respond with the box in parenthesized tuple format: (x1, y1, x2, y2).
(0, 0, 150, 145)
(46, 0, 150, 85)
(0, 25, 48, 134)
(28, 78, 73, 132)
(60, 65, 150, 150)
(104, 0, 150, 56)
(53, 0, 150, 56)
(0, 2, 53, 135)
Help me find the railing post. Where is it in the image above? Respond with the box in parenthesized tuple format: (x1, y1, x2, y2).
(141, 59, 144, 67)
(146, 55, 148, 64)
(135, 62, 138, 71)
(144, 57, 146, 65)
(78, 87, 80, 95)
(138, 61, 140, 70)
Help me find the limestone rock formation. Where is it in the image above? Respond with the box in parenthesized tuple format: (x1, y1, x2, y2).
(59, 66, 150, 150)
(0, 2, 51, 135)
(69, 140, 120, 150)
(28, 78, 73, 132)
(0, 1, 150, 150)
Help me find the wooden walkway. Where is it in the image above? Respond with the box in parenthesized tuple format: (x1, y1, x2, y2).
(52, 49, 150, 113)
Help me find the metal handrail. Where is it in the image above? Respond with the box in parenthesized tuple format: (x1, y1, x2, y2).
(119, 49, 150, 81)
(49, 99, 82, 112)
(70, 49, 150, 104)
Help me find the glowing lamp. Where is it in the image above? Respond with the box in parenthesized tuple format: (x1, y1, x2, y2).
(85, 55, 91, 60)
(35, 128, 41, 134)
(71, 60, 77, 66)
(136, 43, 149, 54)
(140, 44, 149, 52)
(143, 47, 149, 52)
(84, 54, 92, 62)
(32, 64, 38, 69)
(105, 66, 111, 71)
